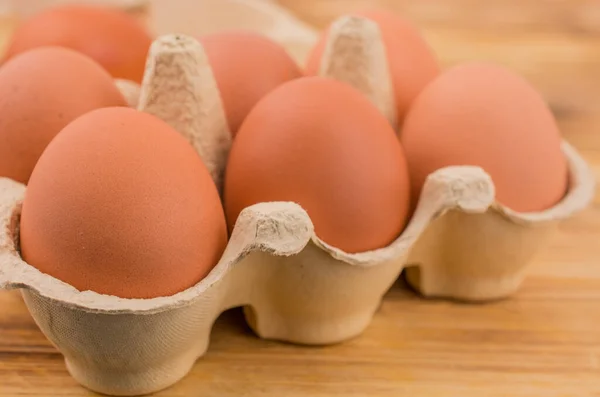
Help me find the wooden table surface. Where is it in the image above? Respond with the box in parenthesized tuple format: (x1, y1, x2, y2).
(2, 0, 600, 396)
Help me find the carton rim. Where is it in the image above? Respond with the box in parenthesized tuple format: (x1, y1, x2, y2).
(0, 139, 593, 314)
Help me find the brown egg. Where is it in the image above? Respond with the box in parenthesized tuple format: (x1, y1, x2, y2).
(200, 31, 302, 135)
(400, 62, 569, 213)
(20, 107, 228, 299)
(0, 46, 127, 184)
(224, 77, 411, 253)
(4, 5, 153, 82)
(306, 9, 440, 128)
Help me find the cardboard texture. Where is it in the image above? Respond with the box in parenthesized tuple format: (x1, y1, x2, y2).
(0, 4, 595, 397)
(317, 16, 397, 128)
(114, 78, 141, 108)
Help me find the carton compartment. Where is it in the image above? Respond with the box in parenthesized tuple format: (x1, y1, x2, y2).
(0, 11, 594, 397)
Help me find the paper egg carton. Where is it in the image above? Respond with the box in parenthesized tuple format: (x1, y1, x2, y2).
(0, 15, 595, 397)
(7, 0, 149, 16)
(149, 0, 320, 64)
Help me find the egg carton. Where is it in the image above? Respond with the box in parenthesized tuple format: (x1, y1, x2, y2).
(0, 17, 595, 397)
(149, 0, 319, 65)
(9, 0, 149, 17)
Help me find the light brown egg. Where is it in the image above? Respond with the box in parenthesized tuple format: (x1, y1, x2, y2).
(0, 46, 127, 184)
(20, 107, 228, 299)
(224, 77, 411, 253)
(200, 31, 302, 135)
(400, 62, 569, 213)
(3, 5, 153, 82)
(306, 9, 440, 128)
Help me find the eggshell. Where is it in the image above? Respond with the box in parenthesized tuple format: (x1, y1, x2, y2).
(3, 4, 153, 82)
(306, 9, 439, 128)
(224, 76, 411, 253)
(400, 62, 569, 213)
(0, 46, 127, 184)
(200, 31, 302, 135)
(19, 107, 228, 299)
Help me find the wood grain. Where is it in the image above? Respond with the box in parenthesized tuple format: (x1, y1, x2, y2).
(1, 0, 600, 396)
